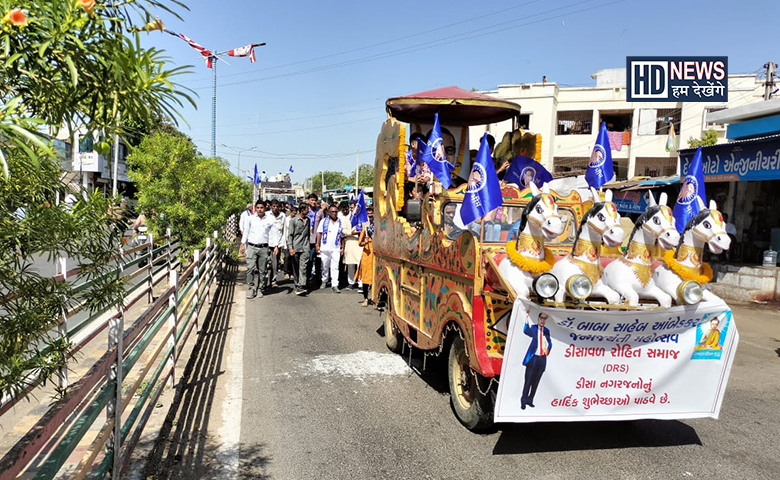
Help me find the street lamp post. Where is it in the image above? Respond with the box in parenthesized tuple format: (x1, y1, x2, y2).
(220, 144, 257, 176)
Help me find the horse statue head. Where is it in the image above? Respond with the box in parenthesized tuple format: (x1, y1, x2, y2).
(517, 182, 565, 245)
(549, 187, 623, 304)
(653, 198, 731, 304)
(498, 182, 564, 299)
(603, 192, 680, 307)
(679, 198, 731, 255)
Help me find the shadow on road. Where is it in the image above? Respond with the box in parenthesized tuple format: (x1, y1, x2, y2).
(140, 258, 271, 479)
(492, 419, 701, 454)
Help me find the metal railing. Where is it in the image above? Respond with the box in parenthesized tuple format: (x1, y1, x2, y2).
(0, 229, 226, 480)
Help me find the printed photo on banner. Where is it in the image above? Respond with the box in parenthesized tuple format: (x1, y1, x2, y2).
(692, 310, 732, 360)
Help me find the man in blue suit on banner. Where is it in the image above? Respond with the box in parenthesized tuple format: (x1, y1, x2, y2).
(585, 122, 614, 189)
(673, 146, 706, 234)
(521, 312, 552, 410)
(459, 133, 503, 227)
(420, 113, 454, 189)
(504, 155, 553, 188)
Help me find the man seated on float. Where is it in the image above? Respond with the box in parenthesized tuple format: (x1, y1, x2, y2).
(442, 202, 466, 240)
(468, 207, 502, 242)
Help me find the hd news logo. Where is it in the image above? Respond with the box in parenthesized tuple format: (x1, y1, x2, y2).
(626, 56, 728, 102)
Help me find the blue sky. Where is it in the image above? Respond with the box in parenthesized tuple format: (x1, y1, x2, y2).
(144, 0, 777, 183)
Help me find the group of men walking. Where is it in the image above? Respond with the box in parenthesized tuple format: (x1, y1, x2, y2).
(239, 193, 374, 304)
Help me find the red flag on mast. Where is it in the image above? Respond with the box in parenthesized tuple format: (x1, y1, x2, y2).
(178, 33, 213, 68)
(228, 44, 256, 63)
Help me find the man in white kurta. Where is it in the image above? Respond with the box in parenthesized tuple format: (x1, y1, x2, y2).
(316, 204, 344, 293)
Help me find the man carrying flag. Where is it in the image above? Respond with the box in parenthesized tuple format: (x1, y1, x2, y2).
(673, 146, 706, 233)
(585, 122, 615, 189)
(351, 189, 369, 233)
(460, 133, 503, 231)
(420, 113, 454, 189)
(504, 155, 553, 189)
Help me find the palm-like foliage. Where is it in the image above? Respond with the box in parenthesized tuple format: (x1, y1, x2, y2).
(0, 0, 193, 399)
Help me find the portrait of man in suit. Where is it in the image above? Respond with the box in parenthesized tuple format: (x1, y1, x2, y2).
(521, 312, 552, 410)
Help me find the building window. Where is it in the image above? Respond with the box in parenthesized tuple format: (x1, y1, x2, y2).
(557, 110, 592, 135)
(599, 112, 633, 133)
(635, 157, 677, 177)
(518, 113, 531, 130)
(654, 108, 682, 135)
(704, 106, 727, 130)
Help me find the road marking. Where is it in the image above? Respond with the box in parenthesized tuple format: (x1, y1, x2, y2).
(214, 289, 246, 480)
(306, 351, 411, 380)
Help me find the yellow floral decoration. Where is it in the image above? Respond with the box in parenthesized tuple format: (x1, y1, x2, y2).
(663, 249, 713, 284)
(506, 240, 555, 274)
(396, 123, 406, 210)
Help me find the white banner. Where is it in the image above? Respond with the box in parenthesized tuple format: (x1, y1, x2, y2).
(495, 298, 738, 423)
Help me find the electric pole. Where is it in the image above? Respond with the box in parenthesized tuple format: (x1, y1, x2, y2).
(764, 61, 776, 101)
(355, 150, 360, 191)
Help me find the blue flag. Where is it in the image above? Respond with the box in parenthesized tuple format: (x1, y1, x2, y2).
(460, 133, 503, 226)
(585, 122, 614, 189)
(351, 189, 369, 231)
(289, 165, 294, 173)
(420, 113, 454, 188)
(253, 164, 260, 185)
(673, 146, 706, 233)
(504, 155, 553, 189)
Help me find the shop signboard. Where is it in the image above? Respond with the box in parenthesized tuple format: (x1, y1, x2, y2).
(680, 136, 780, 182)
(613, 190, 649, 214)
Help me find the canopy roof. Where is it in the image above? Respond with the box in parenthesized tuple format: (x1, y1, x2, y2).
(386, 86, 521, 126)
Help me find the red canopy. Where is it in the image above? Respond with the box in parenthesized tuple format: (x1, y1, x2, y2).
(386, 86, 521, 126)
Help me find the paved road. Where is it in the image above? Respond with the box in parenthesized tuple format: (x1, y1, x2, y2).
(144, 267, 780, 480)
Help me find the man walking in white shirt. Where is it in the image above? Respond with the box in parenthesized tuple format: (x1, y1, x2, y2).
(239, 203, 253, 238)
(316, 204, 344, 293)
(240, 200, 275, 298)
(267, 199, 287, 288)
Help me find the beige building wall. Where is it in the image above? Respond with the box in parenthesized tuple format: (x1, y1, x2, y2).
(471, 71, 763, 180)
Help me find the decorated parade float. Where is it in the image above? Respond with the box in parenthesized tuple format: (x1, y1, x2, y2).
(373, 87, 738, 431)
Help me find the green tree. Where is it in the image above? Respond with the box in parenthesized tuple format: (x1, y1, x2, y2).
(688, 129, 719, 148)
(127, 131, 251, 257)
(311, 171, 348, 195)
(0, 0, 192, 399)
(350, 163, 374, 189)
(0, 149, 124, 399)
(0, 0, 194, 176)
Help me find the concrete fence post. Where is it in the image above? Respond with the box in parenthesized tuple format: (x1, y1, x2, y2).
(205, 238, 212, 304)
(147, 232, 154, 304)
(57, 255, 69, 389)
(167, 270, 177, 388)
(193, 249, 200, 328)
(166, 228, 172, 287)
(107, 248, 125, 480)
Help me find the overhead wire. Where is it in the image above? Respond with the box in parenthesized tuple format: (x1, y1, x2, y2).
(189, 0, 627, 91)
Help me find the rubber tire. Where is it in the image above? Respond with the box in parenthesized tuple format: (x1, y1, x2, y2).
(447, 337, 494, 432)
(384, 309, 403, 354)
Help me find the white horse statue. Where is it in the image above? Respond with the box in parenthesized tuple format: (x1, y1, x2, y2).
(602, 193, 680, 307)
(653, 198, 731, 303)
(550, 187, 624, 304)
(498, 182, 564, 298)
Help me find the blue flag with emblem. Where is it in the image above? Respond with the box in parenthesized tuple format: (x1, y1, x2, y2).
(585, 122, 614, 189)
(253, 164, 260, 185)
(351, 189, 369, 231)
(673, 146, 706, 233)
(504, 155, 553, 189)
(459, 133, 503, 226)
(289, 165, 294, 173)
(420, 113, 454, 188)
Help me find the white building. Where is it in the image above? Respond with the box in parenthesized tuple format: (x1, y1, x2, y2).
(470, 68, 765, 179)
